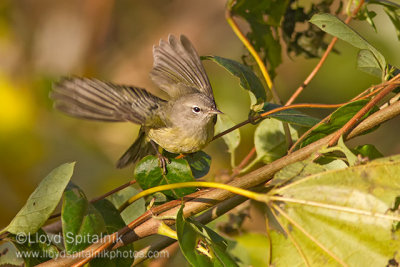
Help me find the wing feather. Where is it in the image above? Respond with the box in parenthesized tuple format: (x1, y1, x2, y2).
(150, 34, 214, 100)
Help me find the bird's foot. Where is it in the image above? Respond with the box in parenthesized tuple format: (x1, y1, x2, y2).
(157, 154, 171, 175)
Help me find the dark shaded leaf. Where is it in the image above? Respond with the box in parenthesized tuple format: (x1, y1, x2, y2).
(203, 55, 266, 112)
(300, 100, 379, 148)
(11, 229, 59, 267)
(62, 184, 106, 253)
(176, 205, 238, 266)
(352, 144, 383, 160)
(258, 102, 320, 127)
(185, 151, 211, 179)
(91, 199, 134, 267)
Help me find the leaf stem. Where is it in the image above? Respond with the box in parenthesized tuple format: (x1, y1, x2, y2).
(122, 182, 264, 210)
(225, 3, 273, 92)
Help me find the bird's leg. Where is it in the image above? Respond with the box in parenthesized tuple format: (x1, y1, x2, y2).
(150, 140, 170, 174)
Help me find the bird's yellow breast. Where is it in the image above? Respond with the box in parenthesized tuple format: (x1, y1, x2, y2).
(148, 122, 214, 154)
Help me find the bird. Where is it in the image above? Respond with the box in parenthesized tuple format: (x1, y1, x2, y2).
(51, 34, 221, 173)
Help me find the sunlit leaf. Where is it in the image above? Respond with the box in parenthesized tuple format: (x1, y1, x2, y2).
(357, 49, 382, 77)
(2, 162, 75, 234)
(0, 242, 24, 266)
(255, 118, 301, 163)
(310, 13, 386, 75)
(269, 155, 400, 266)
(107, 185, 145, 224)
(228, 233, 270, 266)
(215, 114, 240, 167)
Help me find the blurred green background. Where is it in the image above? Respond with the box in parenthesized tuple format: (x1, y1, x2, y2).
(1, 0, 399, 230)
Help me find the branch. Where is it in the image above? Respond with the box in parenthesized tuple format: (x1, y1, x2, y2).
(38, 96, 400, 267)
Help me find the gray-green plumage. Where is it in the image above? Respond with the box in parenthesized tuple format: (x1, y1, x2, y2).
(51, 34, 220, 168)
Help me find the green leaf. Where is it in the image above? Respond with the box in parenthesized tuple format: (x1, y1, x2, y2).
(185, 151, 212, 179)
(107, 186, 145, 224)
(215, 114, 240, 167)
(352, 144, 383, 160)
(2, 162, 75, 234)
(92, 199, 126, 233)
(0, 242, 24, 266)
(11, 228, 59, 267)
(336, 136, 358, 166)
(62, 184, 106, 253)
(255, 118, 301, 163)
(357, 49, 383, 77)
(90, 199, 134, 267)
(259, 102, 320, 127)
(269, 155, 400, 266)
(134, 156, 196, 198)
(310, 13, 386, 76)
(203, 55, 266, 112)
(176, 205, 239, 267)
(300, 100, 379, 148)
(228, 233, 270, 267)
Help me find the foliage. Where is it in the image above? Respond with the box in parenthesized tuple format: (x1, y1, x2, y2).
(2, 0, 400, 266)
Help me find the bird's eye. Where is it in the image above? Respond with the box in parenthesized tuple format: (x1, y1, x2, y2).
(192, 106, 201, 113)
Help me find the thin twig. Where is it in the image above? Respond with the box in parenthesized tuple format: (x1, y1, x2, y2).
(213, 102, 346, 141)
(328, 74, 400, 146)
(288, 82, 386, 153)
(285, 0, 365, 105)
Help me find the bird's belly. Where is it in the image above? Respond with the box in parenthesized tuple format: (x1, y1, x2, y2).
(148, 124, 214, 154)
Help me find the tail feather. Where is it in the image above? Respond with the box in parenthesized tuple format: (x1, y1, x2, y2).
(116, 128, 155, 168)
(51, 77, 166, 124)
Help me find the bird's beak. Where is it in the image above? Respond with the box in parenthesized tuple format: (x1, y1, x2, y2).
(209, 108, 223, 115)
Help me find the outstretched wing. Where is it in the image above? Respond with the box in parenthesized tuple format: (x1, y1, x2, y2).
(150, 34, 214, 101)
(51, 77, 166, 126)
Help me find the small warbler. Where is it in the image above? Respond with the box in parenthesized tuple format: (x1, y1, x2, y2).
(51, 34, 221, 172)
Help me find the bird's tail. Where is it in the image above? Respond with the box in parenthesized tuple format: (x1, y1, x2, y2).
(116, 127, 155, 168)
(51, 77, 165, 124)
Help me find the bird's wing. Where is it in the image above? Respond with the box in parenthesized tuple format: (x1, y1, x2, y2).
(51, 77, 166, 127)
(150, 34, 214, 101)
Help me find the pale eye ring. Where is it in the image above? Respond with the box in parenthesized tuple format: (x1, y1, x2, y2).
(192, 106, 201, 113)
